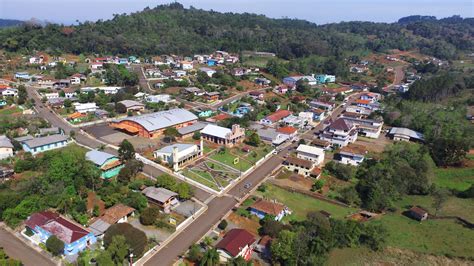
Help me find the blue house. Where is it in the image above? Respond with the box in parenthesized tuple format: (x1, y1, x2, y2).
(86, 150, 124, 179)
(207, 59, 217, 66)
(315, 74, 336, 84)
(25, 211, 96, 256)
(20, 134, 69, 155)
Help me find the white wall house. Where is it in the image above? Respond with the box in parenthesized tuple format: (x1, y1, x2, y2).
(296, 144, 325, 166)
(154, 142, 203, 171)
(0, 135, 14, 160)
(74, 102, 97, 113)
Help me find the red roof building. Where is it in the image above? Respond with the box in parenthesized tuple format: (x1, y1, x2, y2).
(260, 110, 291, 125)
(276, 126, 298, 135)
(216, 229, 256, 261)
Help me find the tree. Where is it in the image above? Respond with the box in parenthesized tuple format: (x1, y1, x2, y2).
(218, 219, 228, 230)
(17, 85, 27, 105)
(245, 132, 261, 147)
(155, 174, 177, 191)
(118, 140, 135, 161)
(227, 256, 252, 266)
(115, 103, 127, 114)
(187, 244, 202, 262)
(270, 230, 296, 264)
(176, 182, 193, 200)
(312, 179, 325, 191)
(64, 99, 72, 108)
(192, 131, 201, 140)
(360, 223, 387, 251)
(117, 167, 132, 184)
(46, 235, 65, 256)
(339, 186, 361, 206)
(200, 248, 220, 266)
(259, 219, 288, 238)
(140, 207, 160, 225)
(164, 127, 179, 138)
(108, 235, 129, 265)
(104, 223, 147, 257)
(432, 187, 450, 215)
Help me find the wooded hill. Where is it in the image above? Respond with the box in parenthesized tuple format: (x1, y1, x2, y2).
(0, 3, 472, 59)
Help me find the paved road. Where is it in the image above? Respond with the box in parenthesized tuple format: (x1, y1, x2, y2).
(0, 227, 55, 266)
(142, 93, 363, 265)
(25, 86, 211, 202)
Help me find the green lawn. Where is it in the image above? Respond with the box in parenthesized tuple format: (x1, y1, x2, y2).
(181, 169, 219, 191)
(370, 214, 474, 258)
(210, 150, 252, 172)
(256, 184, 356, 221)
(433, 166, 474, 191)
(0, 106, 22, 116)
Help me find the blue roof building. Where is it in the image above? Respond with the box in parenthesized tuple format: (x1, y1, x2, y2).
(86, 150, 124, 179)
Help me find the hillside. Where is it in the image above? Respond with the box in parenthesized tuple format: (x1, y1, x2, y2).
(0, 19, 23, 28)
(0, 3, 472, 59)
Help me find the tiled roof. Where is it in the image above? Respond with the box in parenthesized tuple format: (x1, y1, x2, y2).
(100, 204, 135, 224)
(250, 199, 286, 216)
(340, 144, 368, 156)
(286, 157, 313, 169)
(265, 110, 291, 123)
(276, 126, 297, 135)
(216, 229, 255, 257)
(329, 118, 353, 131)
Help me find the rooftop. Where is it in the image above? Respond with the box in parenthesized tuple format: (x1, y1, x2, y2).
(0, 135, 13, 148)
(86, 150, 117, 166)
(276, 126, 297, 135)
(250, 199, 286, 216)
(296, 144, 324, 157)
(216, 229, 255, 257)
(100, 204, 135, 224)
(265, 110, 291, 123)
(156, 143, 197, 155)
(21, 134, 68, 149)
(118, 100, 144, 108)
(114, 109, 197, 132)
(201, 124, 231, 139)
(286, 157, 313, 169)
(142, 187, 178, 203)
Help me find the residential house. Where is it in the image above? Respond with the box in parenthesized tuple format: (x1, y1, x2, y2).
(80, 87, 121, 95)
(216, 229, 256, 262)
(146, 94, 173, 103)
(118, 100, 145, 112)
(201, 124, 245, 147)
(342, 116, 383, 139)
(173, 70, 186, 78)
(276, 126, 298, 141)
(154, 142, 203, 171)
(199, 67, 216, 77)
(321, 87, 352, 95)
(249, 199, 290, 221)
(181, 61, 193, 70)
(253, 126, 289, 146)
(309, 100, 335, 111)
(44, 92, 60, 100)
(86, 150, 124, 179)
(67, 112, 87, 123)
(183, 87, 204, 96)
(296, 144, 325, 165)
(254, 77, 271, 86)
(20, 134, 69, 155)
(310, 108, 326, 121)
(248, 91, 264, 101)
(360, 92, 381, 103)
(0, 88, 18, 97)
(38, 127, 61, 136)
(345, 105, 373, 115)
(74, 102, 97, 113)
(70, 74, 85, 85)
(283, 75, 317, 86)
(88, 204, 135, 237)
(15, 72, 31, 80)
(311, 139, 331, 151)
(273, 85, 293, 94)
(336, 144, 368, 166)
(285, 157, 321, 179)
(25, 211, 96, 255)
(142, 187, 179, 213)
(388, 127, 424, 142)
(0, 136, 13, 159)
(203, 91, 220, 102)
(319, 118, 358, 147)
(315, 74, 336, 84)
(260, 110, 292, 126)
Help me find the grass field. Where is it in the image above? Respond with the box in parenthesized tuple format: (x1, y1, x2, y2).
(256, 183, 356, 221)
(0, 106, 22, 116)
(210, 149, 253, 172)
(370, 214, 474, 258)
(181, 169, 219, 191)
(433, 166, 474, 191)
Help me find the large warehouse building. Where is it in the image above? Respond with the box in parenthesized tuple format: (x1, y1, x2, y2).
(110, 109, 198, 138)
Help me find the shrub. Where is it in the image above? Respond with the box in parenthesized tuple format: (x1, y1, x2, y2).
(217, 219, 228, 230)
(140, 207, 160, 226)
(46, 235, 64, 256)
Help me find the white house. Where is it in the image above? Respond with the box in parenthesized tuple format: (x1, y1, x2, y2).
(296, 144, 325, 166)
(285, 157, 321, 179)
(74, 102, 97, 113)
(154, 142, 203, 171)
(199, 67, 216, 77)
(1, 88, 18, 97)
(43, 92, 60, 100)
(320, 118, 358, 147)
(146, 94, 173, 103)
(337, 145, 368, 166)
(81, 87, 121, 95)
(0, 135, 13, 160)
(216, 229, 255, 262)
(181, 61, 193, 70)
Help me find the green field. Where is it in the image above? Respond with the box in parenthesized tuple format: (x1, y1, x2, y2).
(181, 169, 219, 191)
(433, 166, 474, 191)
(0, 106, 22, 116)
(256, 183, 356, 221)
(210, 149, 252, 172)
(370, 214, 474, 258)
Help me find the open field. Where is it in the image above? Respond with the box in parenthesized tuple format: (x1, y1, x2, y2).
(0, 106, 22, 116)
(370, 213, 474, 258)
(433, 166, 474, 191)
(327, 247, 473, 266)
(255, 183, 356, 221)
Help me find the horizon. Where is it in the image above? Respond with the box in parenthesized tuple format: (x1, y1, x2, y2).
(0, 0, 472, 25)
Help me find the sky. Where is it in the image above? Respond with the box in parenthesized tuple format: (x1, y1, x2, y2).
(0, 0, 473, 25)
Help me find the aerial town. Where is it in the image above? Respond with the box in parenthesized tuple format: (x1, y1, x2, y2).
(0, 2, 472, 266)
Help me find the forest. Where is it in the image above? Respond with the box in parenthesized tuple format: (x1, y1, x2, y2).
(0, 3, 472, 59)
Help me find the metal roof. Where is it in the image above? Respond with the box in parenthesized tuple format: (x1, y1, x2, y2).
(0, 135, 13, 148)
(22, 134, 68, 149)
(177, 122, 207, 135)
(86, 150, 117, 166)
(296, 144, 324, 157)
(142, 187, 178, 203)
(156, 143, 196, 155)
(115, 109, 198, 132)
(201, 124, 231, 139)
(389, 127, 424, 140)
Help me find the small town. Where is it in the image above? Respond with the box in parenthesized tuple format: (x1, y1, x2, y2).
(0, 2, 472, 266)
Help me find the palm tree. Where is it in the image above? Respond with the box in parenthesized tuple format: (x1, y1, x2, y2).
(200, 248, 219, 266)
